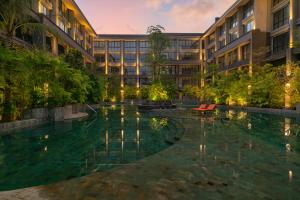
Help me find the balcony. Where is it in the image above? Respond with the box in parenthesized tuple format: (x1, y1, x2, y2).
(218, 60, 250, 72)
(38, 14, 95, 62)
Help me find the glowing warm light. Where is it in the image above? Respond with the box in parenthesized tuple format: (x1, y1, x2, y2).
(248, 122, 252, 130)
(121, 117, 124, 123)
(237, 112, 247, 120)
(137, 130, 140, 141)
(111, 96, 116, 103)
(121, 130, 124, 141)
(44, 146, 48, 152)
(286, 144, 291, 152)
(289, 170, 293, 181)
(44, 135, 49, 139)
(284, 118, 291, 136)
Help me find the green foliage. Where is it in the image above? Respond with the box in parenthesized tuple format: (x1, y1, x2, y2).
(88, 75, 105, 104)
(183, 85, 201, 99)
(140, 86, 150, 100)
(201, 65, 286, 108)
(146, 25, 170, 80)
(124, 86, 138, 100)
(249, 65, 285, 108)
(0, 46, 105, 122)
(149, 82, 169, 102)
(289, 63, 300, 106)
(104, 76, 121, 102)
(64, 49, 85, 71)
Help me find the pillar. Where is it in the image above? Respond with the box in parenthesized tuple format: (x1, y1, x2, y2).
(51, 36, 58, 55)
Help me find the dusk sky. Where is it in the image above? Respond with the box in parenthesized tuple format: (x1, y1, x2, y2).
(75, 0, 236, 34)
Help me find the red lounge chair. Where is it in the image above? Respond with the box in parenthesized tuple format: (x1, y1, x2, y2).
(193, 104, 216, 111)
(192, 104, 207, 111)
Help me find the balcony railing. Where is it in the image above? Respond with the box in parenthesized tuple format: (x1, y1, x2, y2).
(38, 13, 95, 62)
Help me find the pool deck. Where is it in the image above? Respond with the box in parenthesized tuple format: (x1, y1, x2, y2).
(0, 109, 299, 200)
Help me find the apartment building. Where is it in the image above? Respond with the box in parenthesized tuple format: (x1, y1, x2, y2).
(94, 34, 202, 90)
(201, 0, 300, 76)
(16, 0, 96, 64)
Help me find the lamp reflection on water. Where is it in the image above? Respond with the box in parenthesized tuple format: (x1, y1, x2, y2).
(289, 170, 293, 182)
(284, 118, 291, 136)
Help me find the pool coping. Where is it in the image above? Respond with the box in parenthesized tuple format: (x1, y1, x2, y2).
(216, 105, 300, 118)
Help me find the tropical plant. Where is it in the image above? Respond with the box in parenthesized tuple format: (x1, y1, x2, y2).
(0, 0, 45, 47)
(148, 82, 169, 102)
(146, 25, 170, 81)
(64, 49, 85, 71)
(124, 86, 138, 100)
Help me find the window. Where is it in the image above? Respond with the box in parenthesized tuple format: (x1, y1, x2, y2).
(108, 42, 121, 52)
(219, 25, 226, 37)
(179, 40, 199, 49)
(124, 78, 136, 86)
(228, 49, 238, 65)
(169, 40, 177, 49)
(164, 52, 177, 61)
(243, 0, 254, 19)
(95, 54, 105, 63)
(273, 6, 289, 30)
(108, 53, 121, 62)
(94, 41, 105, 51)
(140, 54, 149, 63)
(229, 14, 238, 29)
(124, 41, 136, 52)
(140, 41, 150, 51)
(179, 52, 198, 61)
(242, 44, 250, 60)
(140, 66, 152, 76)
(218, 56, 225, 67)
(229, 31, 239, 42)
(273, 32, 289, 54)
(124, 54, 136, 63)
(124, 67, 136, 75)
(110, 67, 120, 75)
(243, 20, 254, 33)
(38, 2, 50, 17)
(219, 39, 226, 49)
(208, 34, 215, 45)
(207, 48, 215, 59)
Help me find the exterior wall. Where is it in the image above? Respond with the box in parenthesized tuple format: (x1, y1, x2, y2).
(201, 0, 300, 78)
(94, 34, 202, 93)
(27, 0, 96, 63)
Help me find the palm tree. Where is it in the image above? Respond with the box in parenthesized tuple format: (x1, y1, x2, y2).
(146, 25, 170, 81)
(0, 0, 43, 47)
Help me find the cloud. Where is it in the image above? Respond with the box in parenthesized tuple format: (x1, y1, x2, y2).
(146, 0, 173, 10)
(166, 0, 236, 32)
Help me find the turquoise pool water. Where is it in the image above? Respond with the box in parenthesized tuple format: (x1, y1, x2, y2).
(0, 106, 184, 191)
(0, 106, 300, 197)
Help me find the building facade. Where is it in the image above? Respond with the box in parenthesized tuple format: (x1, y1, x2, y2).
(200, 0, 300, 78)
(14, 0, 96, 64)
(94, 34, 202, 90)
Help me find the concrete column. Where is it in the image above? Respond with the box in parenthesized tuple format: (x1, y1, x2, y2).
(51, 0, 59, 25)
(105, 41, 108, 75)
(288, 0, 296, 62)
(82, 27, 87, 50)
(215, 29, 219, 51)
(51, 36, 58, 55)
(121, 41, 124, 88)
(136, 41, 140, 89)
(238, 46, 242, 61)
(225, 18, 230, 45)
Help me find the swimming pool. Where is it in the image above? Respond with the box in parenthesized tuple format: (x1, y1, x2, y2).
(0, 106, 299, 198)
(0, 106, 184, 191)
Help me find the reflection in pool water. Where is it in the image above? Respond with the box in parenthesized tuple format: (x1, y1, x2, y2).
(0, 106, 184, 191)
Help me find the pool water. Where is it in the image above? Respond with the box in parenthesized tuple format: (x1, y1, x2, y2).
(0, 106, 184, 191)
